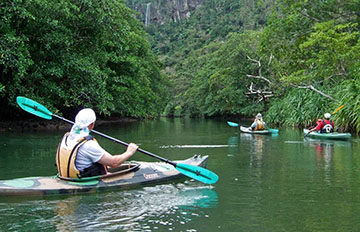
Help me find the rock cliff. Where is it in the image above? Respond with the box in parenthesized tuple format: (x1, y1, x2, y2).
(127, 0, 203, 25)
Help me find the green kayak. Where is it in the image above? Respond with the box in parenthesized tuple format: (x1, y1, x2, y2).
(303, 129, 351, 140)
(0, 155, 208, 197)
(240, 126, 272, 134)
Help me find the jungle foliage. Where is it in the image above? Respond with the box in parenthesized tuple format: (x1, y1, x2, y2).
(0, 0, 168, 120)
(262, 0, 360, 130)
(135, 0, 275, 117)
(2, 0, 360, 132)
(131, 0, 360, 131)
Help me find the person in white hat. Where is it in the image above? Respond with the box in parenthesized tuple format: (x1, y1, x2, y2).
(309, 113, 334, 133)
(250, 113, 266, 131)
(56, 108, 138, 178)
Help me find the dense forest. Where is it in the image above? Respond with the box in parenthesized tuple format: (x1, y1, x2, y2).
(128, 0, 360, 132)
(0, 0, 168, 119)
(1, 0, 360, 132)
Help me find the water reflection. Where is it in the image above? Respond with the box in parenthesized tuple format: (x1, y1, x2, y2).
(227, 136, 238, 146)
(304, 137, 352, 184)
(228, 133, 271, 168)
(3, 183, 217, 231)
(305, 138, 335, 164)
(304, 138, 351, 161)
(239, 133, 268, 169)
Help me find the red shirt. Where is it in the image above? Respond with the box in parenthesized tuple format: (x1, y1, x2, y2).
(315, 119, 334, 131)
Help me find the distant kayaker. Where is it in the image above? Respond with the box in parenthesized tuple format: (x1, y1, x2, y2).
(56, 108, 138, 178)
(309, 113, 334, 133)
(250, 113, 266, 131)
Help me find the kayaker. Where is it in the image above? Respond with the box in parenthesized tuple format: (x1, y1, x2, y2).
(309, 118, 322, 130)
(250, 113, 266, 131)
(56, 108, 138, 178)
(309, 113, 334, 133)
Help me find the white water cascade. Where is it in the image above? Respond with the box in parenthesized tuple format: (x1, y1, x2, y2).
(145, 2, 151, 26)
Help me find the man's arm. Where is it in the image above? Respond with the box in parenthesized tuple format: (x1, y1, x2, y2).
(98, 143, 138, 168)
(250, 121, 256, 129)
(312, 122, 324, 132)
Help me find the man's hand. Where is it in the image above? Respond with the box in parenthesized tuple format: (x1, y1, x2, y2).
(126, 143, 138, 155)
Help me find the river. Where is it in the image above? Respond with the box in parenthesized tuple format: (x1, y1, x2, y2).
(0, 118, 360, 231)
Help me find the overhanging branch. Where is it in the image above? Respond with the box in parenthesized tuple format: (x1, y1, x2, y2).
(295, 84, 335, 101)
(246, 74, 271, 84)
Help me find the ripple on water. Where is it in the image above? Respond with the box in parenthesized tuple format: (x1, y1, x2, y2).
(0, 182, 218, 231)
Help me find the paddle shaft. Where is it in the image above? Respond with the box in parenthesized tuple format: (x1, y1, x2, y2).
(52, 114, 177, 167)
(304, 131, 311, 138)
(332, 105, 344, 114)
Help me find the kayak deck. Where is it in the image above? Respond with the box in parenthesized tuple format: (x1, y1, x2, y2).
(303, 129, 351, 140)
(0, 155, 208, 197)
(240, 126, 271, 134)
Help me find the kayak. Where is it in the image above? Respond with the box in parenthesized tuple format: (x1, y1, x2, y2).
(0, 155, 208, 197)
(240, 126, 272, 134)
(227, 121, 279, 134)
(303, 129, 351, 140)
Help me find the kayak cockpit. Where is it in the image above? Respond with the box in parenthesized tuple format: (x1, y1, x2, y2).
(57, 162, 141, 182)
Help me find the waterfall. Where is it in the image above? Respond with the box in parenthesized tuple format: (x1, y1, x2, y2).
(145, 2, 151, 26)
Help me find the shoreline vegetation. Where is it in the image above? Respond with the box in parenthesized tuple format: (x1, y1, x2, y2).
(2, 1, 360, 134)
(1, 116, 349, 134)
(0, 117, 138, 132)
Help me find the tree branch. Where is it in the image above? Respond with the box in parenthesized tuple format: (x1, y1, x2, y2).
(247, 55, 261, 67)
(268, 54, 274, 66)
(298, 10, 320, 22)
(246, 82, 274, 102)
(246, 74, 271, 84)
(295, 84, 335, 100)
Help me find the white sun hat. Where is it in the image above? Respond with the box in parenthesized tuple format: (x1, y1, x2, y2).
(69, 108, 96, 140)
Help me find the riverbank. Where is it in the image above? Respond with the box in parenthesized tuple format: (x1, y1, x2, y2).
(1, 116, 352, 134)
(0, 117, 138, 132)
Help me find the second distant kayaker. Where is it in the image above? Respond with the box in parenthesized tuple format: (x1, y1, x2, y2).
(310, 113, 334, 133)
(56, 108, 138, 178)
(250, 113, 266, 131)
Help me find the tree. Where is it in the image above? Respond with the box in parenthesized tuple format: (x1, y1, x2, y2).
(0, 0, 168, 119)
(173, 31, 267, 117)
(262, 0, 360, 128)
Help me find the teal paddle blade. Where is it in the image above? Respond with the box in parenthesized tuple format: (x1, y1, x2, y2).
(227, 121, 239, 127)
(16, 96, 53, 120)
(269, 128, 279, 133)
(176, 163, 219, 184)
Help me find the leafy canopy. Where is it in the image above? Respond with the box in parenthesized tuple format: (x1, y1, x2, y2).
(0, 0, 168, 119)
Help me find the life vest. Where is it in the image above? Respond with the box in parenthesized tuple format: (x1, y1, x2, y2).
(254, 119, 265, 131)
(56, 132, 94, 178)
(321, 120, 334, 133)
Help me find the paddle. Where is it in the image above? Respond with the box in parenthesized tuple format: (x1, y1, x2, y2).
(305, 105, 344, 138)
(16, 96, 219, 184)
(227, 121, 239, 127)
(268, 128, 279, 133)
(304, 130, 312, 138)
(332, 105, 344, 114)
(227, 121, 279, 133)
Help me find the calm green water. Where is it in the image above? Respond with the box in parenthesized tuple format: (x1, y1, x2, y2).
(1, 118, 360, 231)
